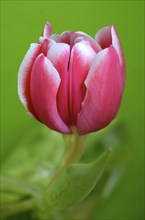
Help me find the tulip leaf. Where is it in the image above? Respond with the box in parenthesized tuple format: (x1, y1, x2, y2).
(1, 126, 64, 178)
(45, 149, 111, 210)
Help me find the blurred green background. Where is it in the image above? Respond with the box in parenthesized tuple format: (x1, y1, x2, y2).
(1, 0, 144, 219)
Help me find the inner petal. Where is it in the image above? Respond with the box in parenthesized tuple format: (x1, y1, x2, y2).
(54, 31, 102, 53)
(47, 42, 71, 125)
(68, 40, 96, 125)
(95, 26, 112, 49)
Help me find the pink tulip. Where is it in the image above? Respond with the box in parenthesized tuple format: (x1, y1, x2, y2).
(18, 22, 125, 135)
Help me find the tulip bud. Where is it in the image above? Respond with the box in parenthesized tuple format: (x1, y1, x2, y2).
(18, 22, 125, 135)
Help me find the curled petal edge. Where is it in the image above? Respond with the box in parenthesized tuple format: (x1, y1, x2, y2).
(95, 25, 126, 82)
(18, 43, 41, 119)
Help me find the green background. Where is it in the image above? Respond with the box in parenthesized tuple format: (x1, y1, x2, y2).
(1, 0, 144, 219)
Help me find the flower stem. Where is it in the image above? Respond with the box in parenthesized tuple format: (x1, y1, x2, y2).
(48, 132, 84, 187)
(62, 131, 84, 165)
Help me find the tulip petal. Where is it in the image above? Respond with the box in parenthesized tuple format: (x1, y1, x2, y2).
(95, 25, 125, 82)
(43, 21, 52, 38)
(55, 31, 101, 53)
(76, 31, 102, 53)
(47, 42, 70, 125)
(49, 34, 60, 42)
(18, 43, 41, 119)
(56, 31, 80, 48)
(77, 46, 123, 135)
(30, 54, 71, 134)
(111, 25, 126, 81)
(95, 26, 112, 49)
(69, 40, 96, 124)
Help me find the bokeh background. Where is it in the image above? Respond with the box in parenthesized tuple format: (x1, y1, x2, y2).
(1, 0, 144, 219)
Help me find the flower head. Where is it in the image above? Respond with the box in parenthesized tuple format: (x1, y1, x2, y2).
(18, 22, 125, 135)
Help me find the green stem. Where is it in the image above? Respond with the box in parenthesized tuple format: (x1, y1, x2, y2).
(47, 132, 84, 187)
(62, 131, 84, 165)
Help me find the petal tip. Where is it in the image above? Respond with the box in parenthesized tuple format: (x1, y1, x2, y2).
(43, 21, 52, 38)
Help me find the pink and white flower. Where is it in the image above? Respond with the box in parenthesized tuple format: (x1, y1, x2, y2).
(18, 22, 125, 135)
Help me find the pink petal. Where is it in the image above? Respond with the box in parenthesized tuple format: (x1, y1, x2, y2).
(43, 21, 52, 38)
(76, 31, 102, 53)
(18, 43, 42, 119)
(52, 31, 83, 46)
(57, 31, 80, 48)
(111, 25, 126, 81)
(95, 25, 125, 82)
(39, 36, 55, 45)
(54, 31, 101, 53)
(47, 42, 70, 125)
(41, 38, 54, 56)
(49, 34, 60, 42)
(30, 54, 71, 134)
(77, 46, 124, 135)
(69, 40, 96, 124)
(95, 26, 112, 49)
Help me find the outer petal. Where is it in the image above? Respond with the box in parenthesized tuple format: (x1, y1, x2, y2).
(77, 46, 124, 135)
(95, 25, 126, 82)
(30, 54, 71, 134)
(47, 42, 70, 125)
(43, 21, 52, 38)
(18, 43, 41, 119)
(111, 25, 126, 81)
(69, 40, 96, 124)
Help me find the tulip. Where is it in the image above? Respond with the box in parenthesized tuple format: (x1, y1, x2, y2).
(18, 22, 125, 135)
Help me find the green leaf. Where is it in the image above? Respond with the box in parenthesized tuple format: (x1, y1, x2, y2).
(44, 149, 111, 210)
(1, 126, 64, 178)
(0, 192, 21, 204)
(0, 177, 33, 195)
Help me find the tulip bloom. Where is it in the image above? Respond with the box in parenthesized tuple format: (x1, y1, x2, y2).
(18, 22, 125, 135)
